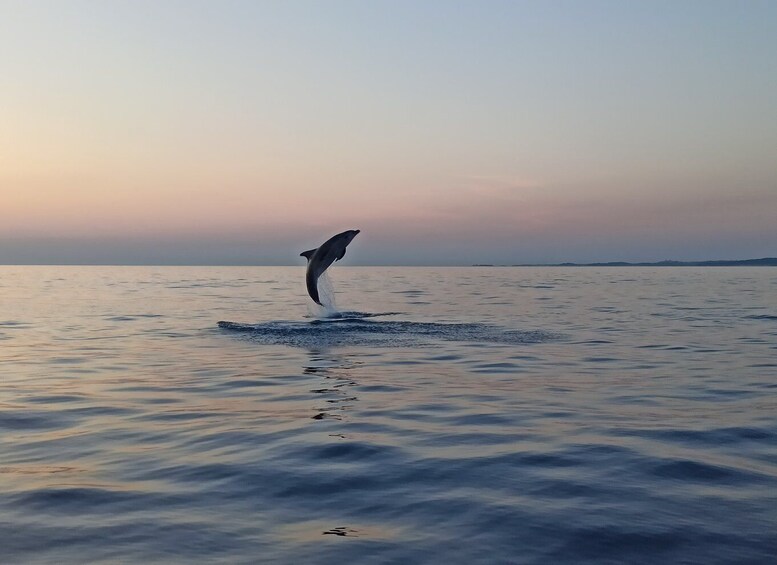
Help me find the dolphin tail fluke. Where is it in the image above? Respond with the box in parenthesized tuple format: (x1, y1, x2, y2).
(306, 271, 321, 305)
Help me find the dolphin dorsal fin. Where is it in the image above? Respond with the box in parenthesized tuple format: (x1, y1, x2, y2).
(300, 248, 317, 261)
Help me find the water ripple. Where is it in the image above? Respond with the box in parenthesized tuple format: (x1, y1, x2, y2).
(1, 266, 776, 564)
(218, 316, 555, 348)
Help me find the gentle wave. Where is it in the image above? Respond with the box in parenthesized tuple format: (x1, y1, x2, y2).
(2, 266, 776, 564)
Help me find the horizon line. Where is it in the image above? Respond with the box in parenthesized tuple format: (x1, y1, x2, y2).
(2, 256, 775, 268)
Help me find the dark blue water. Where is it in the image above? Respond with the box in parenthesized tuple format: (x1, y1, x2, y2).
(2, 266, 776, 563)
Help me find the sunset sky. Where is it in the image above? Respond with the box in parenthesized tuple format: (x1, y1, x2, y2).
(2, 1, 776, 265)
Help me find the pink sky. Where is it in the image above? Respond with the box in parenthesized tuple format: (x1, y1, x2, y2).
(2, 1, 776, 264)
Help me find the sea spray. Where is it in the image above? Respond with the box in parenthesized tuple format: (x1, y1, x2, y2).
(307, 271, 339, 317)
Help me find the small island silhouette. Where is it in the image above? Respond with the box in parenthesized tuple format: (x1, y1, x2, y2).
(473, 257, 777, 267)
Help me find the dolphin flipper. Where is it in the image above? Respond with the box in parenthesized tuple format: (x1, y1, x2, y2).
(336, 247, 346, 261)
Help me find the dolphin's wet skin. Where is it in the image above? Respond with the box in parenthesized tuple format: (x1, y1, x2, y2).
(301, 229, 360, 305)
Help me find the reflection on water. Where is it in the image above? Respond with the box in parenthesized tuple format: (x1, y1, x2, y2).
(304, 350, 361, 423)
(1, 266, 776, 564)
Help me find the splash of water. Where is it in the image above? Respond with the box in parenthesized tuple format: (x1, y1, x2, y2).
(218, 318, 556, 348)
(307, 271, 339, 318)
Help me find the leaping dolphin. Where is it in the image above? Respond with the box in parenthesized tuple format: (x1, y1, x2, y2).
(300, 229, 360, 305)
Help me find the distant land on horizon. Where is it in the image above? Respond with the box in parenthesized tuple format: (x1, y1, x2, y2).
(473, 258, 777, 267)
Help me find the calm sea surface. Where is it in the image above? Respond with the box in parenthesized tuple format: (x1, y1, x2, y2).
(1, 266, 776, 564)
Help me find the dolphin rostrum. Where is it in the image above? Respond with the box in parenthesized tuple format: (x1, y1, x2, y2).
(300, 229, 360, 305)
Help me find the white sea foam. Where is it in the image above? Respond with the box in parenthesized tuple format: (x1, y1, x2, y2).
(307, 270, 339, 318)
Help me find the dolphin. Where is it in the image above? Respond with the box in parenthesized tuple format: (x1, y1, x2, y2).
(300, 229, 360, 305)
